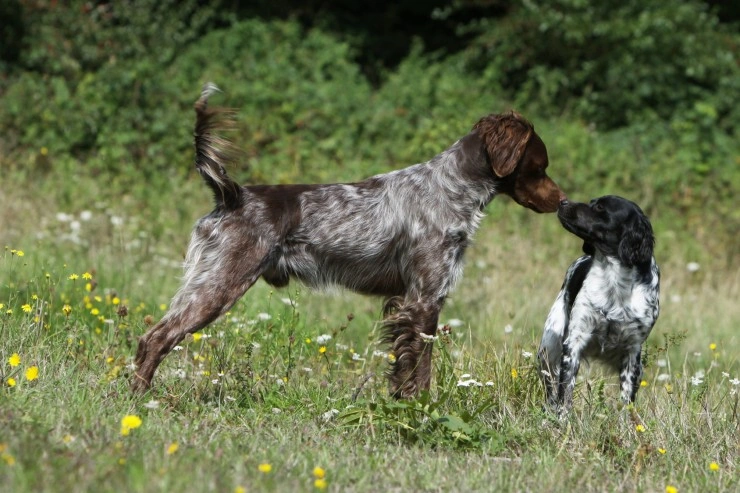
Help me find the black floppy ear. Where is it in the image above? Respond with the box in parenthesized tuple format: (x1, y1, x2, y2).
(582, 242, 595, 255)
(618, 214, 654, 266)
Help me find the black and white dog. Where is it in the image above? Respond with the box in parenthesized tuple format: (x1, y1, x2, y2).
(538, 196, 660, 415)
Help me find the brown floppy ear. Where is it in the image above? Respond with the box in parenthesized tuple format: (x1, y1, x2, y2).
(473, 112, 533, 178)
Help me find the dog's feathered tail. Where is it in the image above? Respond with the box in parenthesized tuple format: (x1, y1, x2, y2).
(193, 83, 243, 209)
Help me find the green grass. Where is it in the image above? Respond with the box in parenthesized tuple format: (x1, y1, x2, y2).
(1, 173, 737, 493)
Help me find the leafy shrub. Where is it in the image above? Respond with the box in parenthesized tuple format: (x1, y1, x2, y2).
(461, 0, 740, 131)
(0, 0, 223, 179)
(165, 19, 373, 183)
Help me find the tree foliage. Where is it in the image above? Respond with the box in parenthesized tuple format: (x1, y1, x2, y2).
(459, 0, 739, 130)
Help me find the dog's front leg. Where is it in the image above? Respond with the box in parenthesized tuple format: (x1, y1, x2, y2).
(556, 323, 593, 416)
(382, 298, 441, 399)
(555, 307, 595, 416)
(619, 346, 643, 404)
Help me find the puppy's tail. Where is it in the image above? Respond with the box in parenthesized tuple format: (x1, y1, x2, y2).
(193, 83, 243, 209)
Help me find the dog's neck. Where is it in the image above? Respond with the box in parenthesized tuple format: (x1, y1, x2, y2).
(407, 133, 501, 234)
(438, 132, 501, 204)
(592, 249, 656, 285)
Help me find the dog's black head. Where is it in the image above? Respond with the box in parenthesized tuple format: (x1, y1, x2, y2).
(557, 195, 654, 267)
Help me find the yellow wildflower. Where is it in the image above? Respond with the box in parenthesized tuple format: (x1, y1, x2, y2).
(234, 487, 246, 493)
(511, 368, 518, 379)
(62, 305, 72, 316)
(68, 274, 79, 281)
(167, 442, 179, 455)
(305, 338, 312, 344)
(82, 272, 93, 280)
(387, 352, 396, 364)
(31, 294, 38, 300)
(112, 297, 121, 305)
(709, 462, 720, 471)
(120, 415, 143, 436)
(6, 378, 16, 388)
(1, 452, 15, 466)
(25, 366, 39, 381)
(8, 353, 20, 367)
(319, 346, 327, 354)
(666, 486, 678, 493)
(709, 343, 717, 351)
(314, 479, 327, 490)
(658, 448, 667, 454)
(635, 424, 646, 433)
(21, 304, 32, 313)
(192, 333, 203, 342)
(313, 467, 326, 479)
(91, 308, 100, 316)
(258, 463, 272, 473)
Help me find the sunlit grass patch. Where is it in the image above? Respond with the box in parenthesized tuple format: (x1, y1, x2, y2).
(1, 203, 738, 492)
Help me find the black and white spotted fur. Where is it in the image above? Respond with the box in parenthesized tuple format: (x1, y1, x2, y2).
(538, 196, 660, 415)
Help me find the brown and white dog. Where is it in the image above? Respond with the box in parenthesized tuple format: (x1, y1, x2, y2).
(132, 83, 566, 398)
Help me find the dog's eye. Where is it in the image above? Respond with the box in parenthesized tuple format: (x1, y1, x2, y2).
(593, 203, 605, 212)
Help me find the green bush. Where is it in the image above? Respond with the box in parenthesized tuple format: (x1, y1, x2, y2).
(0, 0, 223, 179)
(165, 19, 373, 183)
(462, 0, 739, 131)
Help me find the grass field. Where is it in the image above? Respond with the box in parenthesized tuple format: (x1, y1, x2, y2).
(1, 165, 737, 493)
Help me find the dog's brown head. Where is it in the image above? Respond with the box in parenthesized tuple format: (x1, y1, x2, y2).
(473, 112, 566, 213)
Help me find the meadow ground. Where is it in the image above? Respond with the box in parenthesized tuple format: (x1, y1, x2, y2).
(1, 174, 737, 493)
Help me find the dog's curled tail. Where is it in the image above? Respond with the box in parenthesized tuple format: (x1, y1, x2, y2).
(193, 82, 243, 209)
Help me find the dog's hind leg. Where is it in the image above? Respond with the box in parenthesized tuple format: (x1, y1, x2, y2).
(132, 267, 261, 392)
(132, 228, 270, 392)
